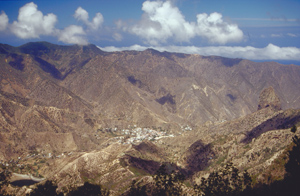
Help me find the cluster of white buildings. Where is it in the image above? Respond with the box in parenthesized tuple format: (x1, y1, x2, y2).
(0, 160, 10, 167)
(96, 124, 193, 145)
(115, 127, 175, 144)
(96, 126, 171, 144)
(181, 125, 193, 132)
(0, 159, 23, 169)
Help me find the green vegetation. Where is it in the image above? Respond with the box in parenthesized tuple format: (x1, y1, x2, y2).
(128, 166, 149, 176)
(2, 125, 300, 196)
(213, 135, 228, 145)
(193, 126, 300, 196)
(261, 147, 277, 163)
(291, 125, 297, 133)
(283, 125, 300, 192)
(126, 164, 186, 196)
(216, 154, 227, 165)
(0, 170, 11, 196)
(27, 180, 63, 196)
(194, 162, 251, 196)
(67, 182, 109, 196)
(243, 144, 250, 149)
(26, 181, 109, 196)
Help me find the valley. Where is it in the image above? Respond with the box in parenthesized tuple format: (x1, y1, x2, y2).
(0, 42, 300, 195)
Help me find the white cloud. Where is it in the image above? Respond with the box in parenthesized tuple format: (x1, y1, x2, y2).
(99, 44, 148, 52)
(0, 11, 8, 31)
(74, 7, 89, 23)
(7, 3, 102, 45)
(3, 3, 105, 45)
(271, 33, 282, 37)
(99, 43, 300, 61)
(74, 7, 103, 30)
(112, 33, 123, 41)
(130, 0, 195, 45)
(10, 2, 57, 39)
(126, 0, 243, 45)
(287, 33, 297, 37)
(195, 12, 243, 44)
(59, 7, 105, 45)
(58, 25, 88, 45)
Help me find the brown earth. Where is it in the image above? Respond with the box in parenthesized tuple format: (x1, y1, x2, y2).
(0, 42, 300, 195)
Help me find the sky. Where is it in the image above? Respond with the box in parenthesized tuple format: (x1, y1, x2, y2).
(0, 0, 300, 64)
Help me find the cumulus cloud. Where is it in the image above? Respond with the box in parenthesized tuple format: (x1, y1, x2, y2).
(126, 0, 243, 45)
(0, 11, 8, 31)
(99, 43, 300, 61)
(130, 0, 195, 45)
(7, 3, 104, 45)
(10, 2, 57, 39)
(58, 7, 104, 45)
(58, 25, 88, 45)
(195, 12, 243, 44)
(74, 7, 103, 30)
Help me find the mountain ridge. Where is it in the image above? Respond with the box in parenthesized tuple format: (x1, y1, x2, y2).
(1, 42, 300, 195)
(1, 42, 300, 129)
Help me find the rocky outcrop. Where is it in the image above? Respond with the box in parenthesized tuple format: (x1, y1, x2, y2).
(257, 86, 281, 111)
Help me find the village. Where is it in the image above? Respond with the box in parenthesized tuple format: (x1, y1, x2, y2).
(0, 124, 193, 178)
(96, 124, 193, 145)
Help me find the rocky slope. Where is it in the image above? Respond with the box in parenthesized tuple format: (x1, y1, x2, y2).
(0, 42, 300, 195)
(1, 42, 300, 129)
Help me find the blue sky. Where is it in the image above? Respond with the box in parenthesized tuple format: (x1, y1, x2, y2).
(0, 0, 299, 64)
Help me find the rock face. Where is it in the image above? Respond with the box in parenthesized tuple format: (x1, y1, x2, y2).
(257, 86, 281, 111)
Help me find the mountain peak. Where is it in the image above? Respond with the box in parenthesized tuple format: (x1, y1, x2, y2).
(18, 42, 104, 55)
(257, 86, 281, 111)
(143, 48, 161, 55)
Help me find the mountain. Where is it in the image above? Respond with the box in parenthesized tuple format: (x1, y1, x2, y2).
(0, 42, 300, 195)
(1, 42, 300, 128)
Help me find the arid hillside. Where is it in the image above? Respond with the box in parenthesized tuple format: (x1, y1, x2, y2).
(1, 42, 300, 129)
(0, 42, 300, 195)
